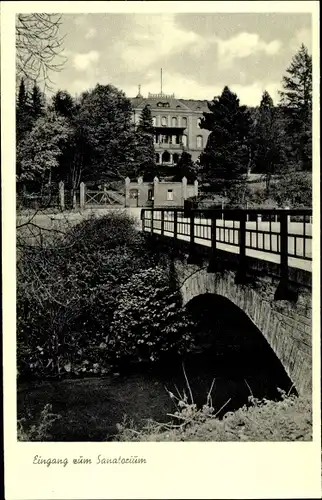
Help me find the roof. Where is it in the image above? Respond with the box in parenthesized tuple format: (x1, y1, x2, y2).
(130, 95, 209, 113)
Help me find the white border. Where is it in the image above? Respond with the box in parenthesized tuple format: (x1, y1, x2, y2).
(1, 2, 321, 499)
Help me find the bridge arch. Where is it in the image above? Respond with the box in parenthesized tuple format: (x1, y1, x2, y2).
(185, 292, 294, 399)
(177, 265, 311, 395)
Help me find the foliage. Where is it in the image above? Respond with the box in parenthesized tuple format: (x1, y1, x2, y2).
(269, 170, 312, 208)
(16, 111, 73, 184)
(279, 44, 312, 171)
(172, 152, 198, 182)
(116, 388, 312, 442)
(30, 83, 45, 122)
(17, 404, 61, 441)
(17, 213, 194, 380)
(199, 86, 252, 185)
(76, 84, 137, 182)
(16, 13, 66, 90)
(135, 105, 156, 179)
(109, 267, 195, 365)
(16, 78, 33, 144)
(52, 89, 76, 120)
(252, 91, 286, 192)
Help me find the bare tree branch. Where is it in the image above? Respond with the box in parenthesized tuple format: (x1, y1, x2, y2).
(16, 13, 67, 91)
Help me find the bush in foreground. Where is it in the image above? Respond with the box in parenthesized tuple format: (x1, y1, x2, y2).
(115, 392, 312, 442)
(17, 212, 194, 380)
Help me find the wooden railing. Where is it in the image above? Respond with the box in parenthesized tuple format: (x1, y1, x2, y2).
(141, 208, 312, 276)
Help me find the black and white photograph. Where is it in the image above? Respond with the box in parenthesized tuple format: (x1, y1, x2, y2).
(1, 1, 321, 498)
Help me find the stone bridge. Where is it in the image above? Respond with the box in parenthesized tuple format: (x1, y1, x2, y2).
(141, 207, 313, 396)
(174, 259, 311, 395)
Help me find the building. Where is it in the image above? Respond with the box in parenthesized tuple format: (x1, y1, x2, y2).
(131, 89, 210, 166)
(125, 176, 198, 208)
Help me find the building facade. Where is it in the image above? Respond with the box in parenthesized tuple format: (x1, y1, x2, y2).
(131, 92, 210, 166)
(125, 176, 198, 208)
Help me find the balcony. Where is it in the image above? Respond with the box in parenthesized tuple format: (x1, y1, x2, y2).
(154, 126, 186, 133)
(155, 142, 183, 149)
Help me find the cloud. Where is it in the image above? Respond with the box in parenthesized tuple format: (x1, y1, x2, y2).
(73, 51, 100, 71)
(117, 14, 282, 78)
(118, 14, 200, 70)
(130, 71, 281, 106)
(85, 27, 97, 39)
(73, 15, 89, 27)
(290, 28, 312, 52)
(217, 32, 282, 68)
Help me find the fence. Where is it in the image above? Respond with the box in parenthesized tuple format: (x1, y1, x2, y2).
(141, 208, 312, 275)
(17, 181, 125, 211)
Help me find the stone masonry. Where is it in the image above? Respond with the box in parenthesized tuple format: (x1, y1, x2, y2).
(175, 260, 312, 396)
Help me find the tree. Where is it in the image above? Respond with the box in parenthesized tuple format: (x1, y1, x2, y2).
(30, 83, 45, 122)
(173, 152, 197, 182)
(135, 105, 156, 179)
(52, 90, 76, 120)
(199, 86, 252, 187)
(76, 84, 137, 183)
(17, 111, 73, 188)
(252, 91, 286, 193)
(16, 14, 66, 89)
(279, 44, 312, 171)
(16, 78, 32, 144)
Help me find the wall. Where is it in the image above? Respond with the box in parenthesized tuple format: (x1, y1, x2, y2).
(154, 182, 181, 207)
(125, 177, 198, 208)
(125, 178, 153, 207)
(175, 261, 312, 396)
(131, 96, 210, 163)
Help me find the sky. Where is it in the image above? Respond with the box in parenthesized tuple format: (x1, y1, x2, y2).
(52, 12, 312, 106)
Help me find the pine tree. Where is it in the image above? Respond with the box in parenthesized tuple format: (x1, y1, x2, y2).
(199, 86, 252, 187)
(253, 91, 286, 193)
(135, 105, 156, 179)
(16, 78, 32, 143)
(30, 83, 45, 122)
(279, 44, 312, 171)
(173, 152, 197, 182)
(52, 90, 76, 120)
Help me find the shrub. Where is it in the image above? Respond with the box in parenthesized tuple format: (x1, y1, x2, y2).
(109, 266, 195, 366)
(17, 212, 194, 380)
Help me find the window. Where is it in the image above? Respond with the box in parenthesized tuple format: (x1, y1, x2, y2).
(172, 117, 178, 127)
(152, 116, 156, 126)
(196, 135, 203, 149)
(167, 189, 174, 201)
(182, 134, 187, 147)
(176, 105, 181, 109)
(162, 151, 170, 162)
(161, 116, 167, 126)
(155, 153, 160, 164)
(182, 117, 187, 128)
(148, 189, 153, 201)
(173, 153, 179, 164)
(129, 189, 138, 199)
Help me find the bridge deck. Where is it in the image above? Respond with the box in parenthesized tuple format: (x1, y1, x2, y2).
(142, 213, 312, 273)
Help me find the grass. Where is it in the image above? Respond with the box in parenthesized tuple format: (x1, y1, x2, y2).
(18, 372, 312, 442)
(115, 392, 312, 442)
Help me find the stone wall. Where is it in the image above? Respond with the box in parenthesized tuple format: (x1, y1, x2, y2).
(175, 261, 312, 395)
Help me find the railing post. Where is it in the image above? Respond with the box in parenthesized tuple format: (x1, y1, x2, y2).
(151, 210, 154, 234)
(187, 213, 196, 264)
(207, 216, 218, 272)
(235, 211, 247, 283)
(160, 210, 164, 235)
(80, 182, 85, 210)
(173, 210, 178, 239)
(274, 210, 297, 301)
(59, 181, 65, 211)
